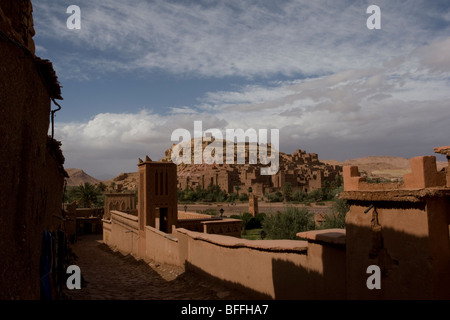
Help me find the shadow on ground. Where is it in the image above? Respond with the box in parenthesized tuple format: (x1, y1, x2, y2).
(62, 234, 253, 300)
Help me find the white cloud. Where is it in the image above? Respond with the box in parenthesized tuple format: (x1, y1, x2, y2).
(37, 1, 450, 177)
(56, 37, 450, 178)
(33, 0, 450, 80)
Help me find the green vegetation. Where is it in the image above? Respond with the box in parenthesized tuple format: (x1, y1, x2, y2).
(264, 191, 284, 202)
(65, 182, 104, 208)
(231, 212, 266, 232)
(317, 198, 349, 229)
(178, 175, 344, 205)
(178, 183, 249, 203)
(241, 228, 265, 240)
(282, 182, 293, 201)
(196, 208, 219, 216)
(263, 176, 344, 204)
(262, 206, 315, 240)
(238, 197, 349, 240)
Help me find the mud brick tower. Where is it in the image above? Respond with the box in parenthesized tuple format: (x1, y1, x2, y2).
(138, 157, 178, 234)
(249, 194, 259, 216)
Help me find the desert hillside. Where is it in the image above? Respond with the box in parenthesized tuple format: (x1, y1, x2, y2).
(65, 168, 102, 187)
(103, 172, 139, 191)
(323, 156, 447, 179)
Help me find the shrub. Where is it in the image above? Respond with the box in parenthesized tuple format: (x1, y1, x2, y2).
(262, 206, 315, 239)
(239, 193, 249, 201)
(265, 191, 284, 202)
(282, 182, 293, 201)
(201, 208, 218, 216)
(307, 189, 323, 202)
(245, 212, 266, 230)
(239, 212, 253, 230)
(319, 198, 350, 229)
(292, 190, 307, 202)
(226, 193, 238, 202)
(232, 212, 267, 231)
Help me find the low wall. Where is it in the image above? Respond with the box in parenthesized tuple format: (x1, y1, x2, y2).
(177, 217, 242, 238)
(76, 207, 104, 218)
(103, 210, 346, 299)
(104, 210, 139, 256)
(145, 226, 179, 266)
(201, 219, 241, 238)
(176, 228, 346, 299)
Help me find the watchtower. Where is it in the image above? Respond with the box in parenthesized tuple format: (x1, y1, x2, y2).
(137, 157, 178, 234)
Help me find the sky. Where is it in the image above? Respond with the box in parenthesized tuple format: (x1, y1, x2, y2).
(32, 0, 450, 180)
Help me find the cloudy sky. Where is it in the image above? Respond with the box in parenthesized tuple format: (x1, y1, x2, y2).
(33, 0, 450, 180)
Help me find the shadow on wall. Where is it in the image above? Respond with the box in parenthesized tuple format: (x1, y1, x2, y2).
(272, 243, 346, 300)
(345, 200, 450, 300)
(184, 239, 347, 300)
(185, 261, 272, 300)
(183, 201, 450, 300)
(346, 223, 432, 299)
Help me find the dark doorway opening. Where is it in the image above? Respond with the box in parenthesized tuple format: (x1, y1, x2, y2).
(159, 207, 168, 233)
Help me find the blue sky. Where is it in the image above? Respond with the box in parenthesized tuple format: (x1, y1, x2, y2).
(32, 0, 450, 179)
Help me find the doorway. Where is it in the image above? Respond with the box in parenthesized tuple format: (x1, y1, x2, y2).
(159, 207, 168, 233)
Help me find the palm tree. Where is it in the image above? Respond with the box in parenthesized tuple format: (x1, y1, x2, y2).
(235, 185, 241, 196)
(96, 182, 107, 193)
(70, 182, 101, 208)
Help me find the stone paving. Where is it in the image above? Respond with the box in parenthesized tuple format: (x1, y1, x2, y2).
(62, 234, 252, 300)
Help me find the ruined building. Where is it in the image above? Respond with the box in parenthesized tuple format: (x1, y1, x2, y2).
(162, 139, 342, 197)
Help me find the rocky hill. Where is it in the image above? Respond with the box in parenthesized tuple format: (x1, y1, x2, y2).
(103, 172, 139, 192)
(65, 168, 101, 187)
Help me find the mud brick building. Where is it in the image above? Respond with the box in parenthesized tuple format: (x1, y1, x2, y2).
(105, 146, 450, 299)
(167, 140, 342, 197)
(0, 0, 67, 299)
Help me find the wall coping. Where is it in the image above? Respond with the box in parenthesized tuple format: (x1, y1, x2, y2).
(340, 188, 450, 202)
(176, 228, 308, 254)
(201, 218, 241, 225)
(104, 192, 136, 195)
(177, 217, 220, 223)
(297, 229, 346, 245)
(145, 226, 178, 242)
(111, 210, 139, 222)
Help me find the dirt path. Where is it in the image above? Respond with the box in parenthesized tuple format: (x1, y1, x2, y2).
(62, 234, 251, 300)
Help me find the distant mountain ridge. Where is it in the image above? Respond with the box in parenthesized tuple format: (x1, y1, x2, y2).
(65, 168, 102, 187)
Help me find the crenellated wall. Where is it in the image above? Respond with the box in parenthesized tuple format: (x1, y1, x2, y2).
(341, 151, 450, 299)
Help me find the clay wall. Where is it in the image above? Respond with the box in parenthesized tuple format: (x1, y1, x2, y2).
(175, 228, 346, 299)
(104, 211, 346, 299)
(104, 193, 136, 219)
(105, 210, 139, 256)
(145, 226, 179, 266)
(0, 0, 66, 299)
(341, 154, 450, 299)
